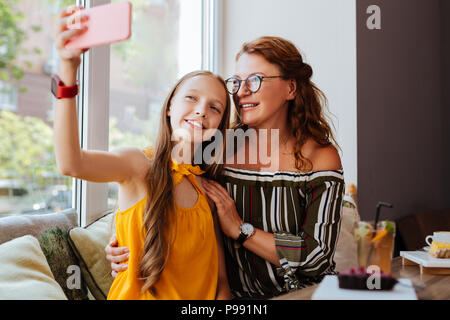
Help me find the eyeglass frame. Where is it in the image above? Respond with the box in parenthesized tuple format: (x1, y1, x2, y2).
(225, 74, 286, 95)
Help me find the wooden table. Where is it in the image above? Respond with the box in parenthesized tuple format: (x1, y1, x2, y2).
(272, 256, 450, 300)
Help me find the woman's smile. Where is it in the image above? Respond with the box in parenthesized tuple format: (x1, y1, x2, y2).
(239, 102, 259, 111)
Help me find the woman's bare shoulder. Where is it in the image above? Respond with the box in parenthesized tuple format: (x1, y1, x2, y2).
(308, 142, 342, 171)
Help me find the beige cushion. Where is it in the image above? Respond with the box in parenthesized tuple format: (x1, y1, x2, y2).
(68, 213, 114, 300)
(334, 196, 360, 272)
(0, 235, 68, 300)
(0, 210, 87, 300)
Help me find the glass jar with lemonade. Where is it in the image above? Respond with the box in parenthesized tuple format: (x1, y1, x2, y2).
(354, 220, 396, 273)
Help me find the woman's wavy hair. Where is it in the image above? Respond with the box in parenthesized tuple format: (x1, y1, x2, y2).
(233, 36, 340, 171)
(139, 71, 230, 296)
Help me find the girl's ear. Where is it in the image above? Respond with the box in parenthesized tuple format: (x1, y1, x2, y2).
(167, 107, 171, 117)
(287, 79, 297, 101)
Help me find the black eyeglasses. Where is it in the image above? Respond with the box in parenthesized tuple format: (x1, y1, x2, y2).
(225, 75, 285, 95)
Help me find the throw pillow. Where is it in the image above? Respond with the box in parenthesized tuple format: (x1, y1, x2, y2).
(39, 226, 89, 300)
(0, 210, 88, 300)
(0, 235, 68, 300)
(68, 213, 115, 300)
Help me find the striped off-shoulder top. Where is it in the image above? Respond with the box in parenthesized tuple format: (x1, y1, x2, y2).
(219, 167, 345, 299)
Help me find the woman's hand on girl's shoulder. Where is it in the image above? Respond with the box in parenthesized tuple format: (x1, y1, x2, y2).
(202, 179, 243, 240)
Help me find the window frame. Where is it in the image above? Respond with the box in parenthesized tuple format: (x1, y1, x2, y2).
(0, 81, 18, 111)
(75, 0, 221, 226)
(202, 0, 223, 73)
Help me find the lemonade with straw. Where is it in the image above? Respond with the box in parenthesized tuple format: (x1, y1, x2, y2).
(354, 220, 396, 273)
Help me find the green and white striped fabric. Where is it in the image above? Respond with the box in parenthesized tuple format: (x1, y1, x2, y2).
(219, 167, 345, 299)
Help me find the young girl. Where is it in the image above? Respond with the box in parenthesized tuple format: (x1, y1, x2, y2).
(54, 7, 231, 299)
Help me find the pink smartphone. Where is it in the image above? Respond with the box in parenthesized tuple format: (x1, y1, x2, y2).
(65, 1, 132, 50)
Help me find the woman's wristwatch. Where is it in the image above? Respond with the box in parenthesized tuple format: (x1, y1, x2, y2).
(236, 222, 255, 245)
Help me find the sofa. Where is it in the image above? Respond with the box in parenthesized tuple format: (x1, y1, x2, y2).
(0, 196, 360, 300)
(0, 210, 114, 300)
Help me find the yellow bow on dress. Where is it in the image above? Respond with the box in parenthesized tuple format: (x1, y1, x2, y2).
(170, 159, 205, 185)
(142, 147, 205, 185)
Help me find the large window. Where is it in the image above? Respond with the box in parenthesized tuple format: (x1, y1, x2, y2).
(107, 0, 203, 210)
(0, 0, 76, 218)
(0, 0, 216, 224)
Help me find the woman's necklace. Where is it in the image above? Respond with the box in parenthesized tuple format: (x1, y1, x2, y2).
(279, 133, 294, 155)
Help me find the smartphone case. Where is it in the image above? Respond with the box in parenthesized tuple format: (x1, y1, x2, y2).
(65, 1, 132, 50)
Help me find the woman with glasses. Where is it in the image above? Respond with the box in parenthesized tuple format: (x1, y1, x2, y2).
(106, 36, 345, 299)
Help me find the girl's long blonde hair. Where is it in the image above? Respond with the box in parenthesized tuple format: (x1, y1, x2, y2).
(139, 71, 230, 295)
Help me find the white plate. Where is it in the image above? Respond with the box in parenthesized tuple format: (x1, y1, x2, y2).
(423, 246, 430, 251)
(312, 276, 417, 300)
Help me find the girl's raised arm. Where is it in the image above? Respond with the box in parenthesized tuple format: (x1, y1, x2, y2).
(53, 6, 148, 184)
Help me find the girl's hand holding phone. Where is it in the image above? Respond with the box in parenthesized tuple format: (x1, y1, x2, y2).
(54, 6, 90, 83)
(54, 2, 131, 85)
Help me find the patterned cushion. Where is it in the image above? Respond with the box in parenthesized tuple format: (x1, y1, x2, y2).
(0, 235, 68, 300)
(39, 226, 88, 300)
(0, 210, 88, 300)
(68, 213, 115, 300)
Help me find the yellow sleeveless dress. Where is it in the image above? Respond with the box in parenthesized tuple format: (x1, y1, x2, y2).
(107, 148, 218, 300)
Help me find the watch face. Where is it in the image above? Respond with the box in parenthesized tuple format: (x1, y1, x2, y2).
(241, 223, 254, 236)
(51, 74, 62, 98)
(51, 76, 57, 96)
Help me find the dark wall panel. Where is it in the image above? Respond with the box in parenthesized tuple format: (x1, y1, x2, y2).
(356, 0, 447, 221)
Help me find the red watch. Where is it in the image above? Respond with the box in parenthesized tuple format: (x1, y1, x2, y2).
(51, 74, 79, 99)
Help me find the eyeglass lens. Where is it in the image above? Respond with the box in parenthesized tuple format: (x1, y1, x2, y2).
(226, 75, 261, 94)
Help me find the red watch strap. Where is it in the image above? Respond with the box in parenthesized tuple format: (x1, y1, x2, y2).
(56, 80, 79, 99)
(52, 74, 78, 99)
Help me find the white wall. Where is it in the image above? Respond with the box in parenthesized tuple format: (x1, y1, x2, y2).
(220, 0, 357, 185)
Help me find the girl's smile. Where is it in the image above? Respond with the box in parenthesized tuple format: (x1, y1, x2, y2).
(184, 119, 205, 130)
(168, 75, 227, 142)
